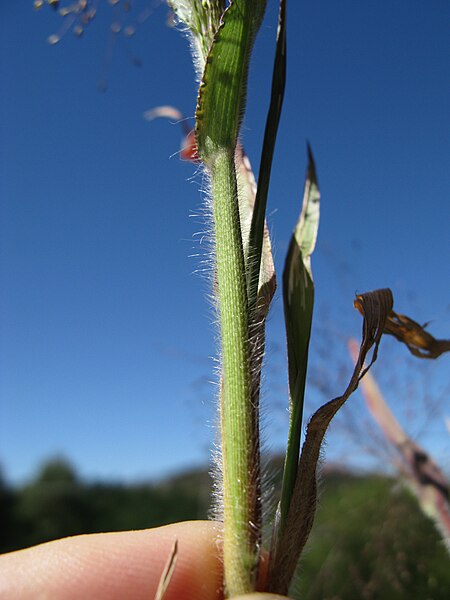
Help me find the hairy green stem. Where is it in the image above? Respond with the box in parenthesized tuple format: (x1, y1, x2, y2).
(211, 148, 260, 596)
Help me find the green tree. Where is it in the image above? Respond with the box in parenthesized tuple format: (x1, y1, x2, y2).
(14, 458, 92, 548)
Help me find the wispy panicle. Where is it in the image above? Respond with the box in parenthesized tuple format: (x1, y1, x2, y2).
(35, 1, 155, 90)
(35, 0, 100, 43)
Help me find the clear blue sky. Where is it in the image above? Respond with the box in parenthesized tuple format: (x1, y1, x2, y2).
(1, 1, 449, 485)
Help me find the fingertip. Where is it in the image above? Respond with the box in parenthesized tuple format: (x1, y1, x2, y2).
(0, 521, 223, 600)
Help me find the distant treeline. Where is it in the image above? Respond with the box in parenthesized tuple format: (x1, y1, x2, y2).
(1, 458, 449, 599)
(0, 459, 211, 553)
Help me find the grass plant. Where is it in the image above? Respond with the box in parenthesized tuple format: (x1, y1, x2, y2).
(36, 1, 450, 597)
(167, 2, 449, 596)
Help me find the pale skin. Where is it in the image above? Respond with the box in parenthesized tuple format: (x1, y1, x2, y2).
(0, 521, 290, 600)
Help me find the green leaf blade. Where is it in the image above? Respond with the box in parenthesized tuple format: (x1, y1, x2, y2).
(195, 0, 267, 161)
(246, 0, 286, 314)
(277, 146, 320, 540)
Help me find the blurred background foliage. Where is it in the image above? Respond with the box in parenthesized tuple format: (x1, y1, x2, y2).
(1, 456, 449, 599)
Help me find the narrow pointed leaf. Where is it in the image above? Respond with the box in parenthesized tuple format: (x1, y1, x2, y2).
(276, 147, 320, 542)
(246, 0, 286, 313)
(269, 288, 394, 595)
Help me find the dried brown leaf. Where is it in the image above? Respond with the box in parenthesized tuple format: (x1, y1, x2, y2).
(384, 311, 450, 359)
(237, 147, 276, 318)
(268, 288, 394, 595)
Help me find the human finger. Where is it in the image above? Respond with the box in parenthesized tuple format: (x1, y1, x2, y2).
(0, 520, 223, 600)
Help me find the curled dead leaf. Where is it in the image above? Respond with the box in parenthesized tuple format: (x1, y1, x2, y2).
(384, 312, 450, 359)
(268, 288, 394, 594)
(353, 298, 450, 359)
